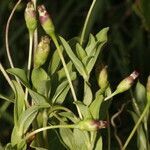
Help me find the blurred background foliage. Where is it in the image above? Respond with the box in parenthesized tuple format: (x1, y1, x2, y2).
(0, 0, 150, 149)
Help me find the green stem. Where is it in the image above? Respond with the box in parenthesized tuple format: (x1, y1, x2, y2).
(25, 124, 75, 141)
(0, 63, 15, 91)
(80, 0, 97, 45)
(104, 91, 118, 101)
(51, 34, 82, 119)
(107, 112, 111, 150)
(5, 0, 22, 68)
(122, 103, 150, 150)
(25, 32, 33, 107)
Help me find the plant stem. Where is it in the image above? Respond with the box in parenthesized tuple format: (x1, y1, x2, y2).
(122, 103, 150, 150)
(5, 0, 22, 68)
(51, 35, 82, 119)
(80, 0, 97, 45)
(104, 91, 118, 101)
(25, 124, 75, 140)
(25, 32, 33, 107)
(0, 63, 15, 91)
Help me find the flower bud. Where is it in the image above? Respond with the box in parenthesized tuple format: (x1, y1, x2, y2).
(146, 75, 150, 103)
(77, 119, 108, 131)
(25, 2, 37, 33)
(34, 36, 50, 68)
(98, 66, 109, 90)
(116, 71, 139, 94)
(38, 5, 55, 37)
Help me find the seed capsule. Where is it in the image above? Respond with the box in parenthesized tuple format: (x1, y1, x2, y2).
(77, 119, 108, 131)
(38, 5, 55, 37)
(25, 2, 37, 33)
(34, 36, 50, 68)
(116, 71, 139, 94)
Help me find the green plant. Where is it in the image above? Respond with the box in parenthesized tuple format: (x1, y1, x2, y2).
(0, 0, 148, 150)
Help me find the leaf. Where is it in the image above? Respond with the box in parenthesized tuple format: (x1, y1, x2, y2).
(29, 89, 50, 106)
(86, 42, 106, 75)
(59, 36, 88, 80)
(89, 90, 104, 119)
(0, 93, 14, 103)
(96, 27, 109, 42)
(52, 71, 76, 104)
(83, 82, 93, 106)
(59, 128, 76, 150)
(95, 136, 103, 150)
(135, 81, 146, 112)
(129, 111, 147, 150)
(48, 47, 63, 75)
(18, 105, 49, 134)
(85, 34, 97, 56)
(31, 68, 50, 96)
(74, 101, 92, 119)
(73, 129, 89, 150)
(57, 62, 74, 82)
(12, 80, 25, 125)
(7, 68, 30, 88)
(76, 43, 87, 61)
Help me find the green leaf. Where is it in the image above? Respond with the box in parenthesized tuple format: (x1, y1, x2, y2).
(76, 43, 87, 61)
(135, 81, 146, 112)
(83, 82, 93, 106)
(86, 42, 106, 75)
(73, 129, 89, 150)
(28, 89, 50, 106)
(95, 136, 103, 150)
(129, 111, 147, 150)
(0, 93, 14, 103)
(57, 62, 74, 82)
(52, 71, 76, 104)
(85, 34, 97, 56)
(59, 36, 88, 80)
(31, 68, 50, 96)
(96, 27, 109, 42)
(48, 47, 63, 75)
(18, 105, 49, 134)
(12, 80, 25, 125)
(7, 68, 30, 88)
(74, 101, 92, 119)
(89, 90, 104, 119)
(59, 128, 75, 150)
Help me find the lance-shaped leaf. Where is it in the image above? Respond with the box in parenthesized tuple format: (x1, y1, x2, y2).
(7, 68, 30, 88)
(59, 36, 88, 80)
(12, 80, 25, 125)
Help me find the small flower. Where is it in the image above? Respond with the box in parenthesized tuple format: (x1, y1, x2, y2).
(34, 36, 50, 68)
(24, 2, 37, 33)
(38, 5, 55, 37)
(77, 119, 108, 131)
(116, 71, 139, 94)
(146, 75, 150, 103)
(98, 65, 109, 90)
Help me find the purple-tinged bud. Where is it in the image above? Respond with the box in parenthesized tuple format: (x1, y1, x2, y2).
(116, 71, 139, 94)
(25, 2, 37, 33)
(38, 5, 55, 37)
(77, 119, 108, 131)
(98, 66, 109, 90)
(34, 36, 50, 68)
(146, 75, 150, 103)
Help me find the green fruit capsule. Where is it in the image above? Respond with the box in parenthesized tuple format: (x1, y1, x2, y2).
(116, 71, 139, 94)
(98, 65, 109, 90)
(34, 36, 50, 68)
(24, 2, 37, 33)
(38, 5, 55, 37)
(77, 119, 108, 131)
